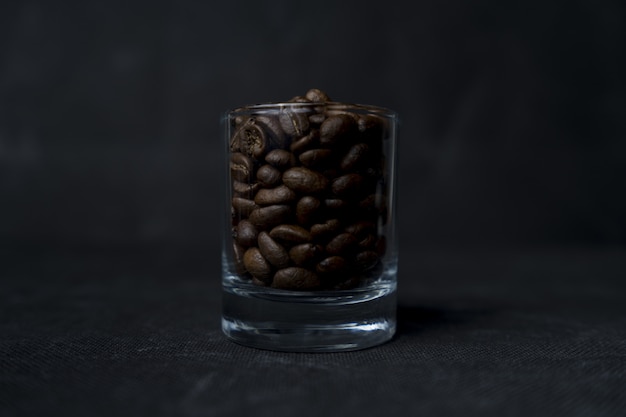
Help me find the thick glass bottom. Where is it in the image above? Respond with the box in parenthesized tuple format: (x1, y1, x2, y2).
(221, 278, 397, 352)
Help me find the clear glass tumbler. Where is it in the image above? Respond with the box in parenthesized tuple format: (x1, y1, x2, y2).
(221, 99, 399, 352)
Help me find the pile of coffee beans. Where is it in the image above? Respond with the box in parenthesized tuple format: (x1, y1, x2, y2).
(229, 89, 389, 291)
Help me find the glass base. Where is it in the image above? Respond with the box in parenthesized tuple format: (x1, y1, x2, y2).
(221, 278, 397, 352)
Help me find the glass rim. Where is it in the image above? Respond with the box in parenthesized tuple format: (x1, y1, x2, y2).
(227, 101, 398, 119)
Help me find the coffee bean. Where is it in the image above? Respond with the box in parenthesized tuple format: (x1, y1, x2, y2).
(279, 108, 310, 137)
(358, 114, 386, 141)
(233, 242, 247, 274)
(323, 198, 349, 219)
(320, 114, 357, 147)
(326, 232, 359, 256)
(256, 115, 286, 148)
(236, 220, 259, 247)
(299, 148, 335, 169)
(257, 231, 290, 268)
(265, 149, 296, 169)
(308, 113, 326, 126)
(256, 164, 282, 187)
(254, 185, 297, 206)
(358, 234, 377, 250)
(272, 267, 320, 290)
(289, 243, 323, 266)
(232, 197, 258, 218)
(345, 221, 376, 239)
(331, 276, 360, 290)
(331, 173, 367, 198)
(251, 277, 269, 287)
(358, 194, 387, 221)
(310, 219, 341, 241)
(243, 247, 273, 283)
(305, 88, 330, 103)
(232, 180, 259, 199)
(248, 205, 291, 230)
(235, 119, 269, 160)
(288, 96, 311, 103)
(295, 196, 321, 225)
(316, 256, 348, 275)
(324, 198, 349, 211)
(290, 130, 319, 155)
(269, 224, 311, 243)
(283, 167, 328, 194)
(230, 152, 255, 182)
(355, 251, 379, 271)
(233, 115, 246, 128)
(340, 143, 369, 171)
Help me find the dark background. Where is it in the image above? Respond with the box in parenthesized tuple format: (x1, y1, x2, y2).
(1, 1, 625, 416)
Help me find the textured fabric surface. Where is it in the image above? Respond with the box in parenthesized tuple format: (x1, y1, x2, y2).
(1, 245, 625, 417)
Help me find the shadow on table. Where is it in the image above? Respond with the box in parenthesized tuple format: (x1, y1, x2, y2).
(395, 304, 495, 336)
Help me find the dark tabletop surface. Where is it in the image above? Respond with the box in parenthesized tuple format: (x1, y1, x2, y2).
(2, 243, 625, 417)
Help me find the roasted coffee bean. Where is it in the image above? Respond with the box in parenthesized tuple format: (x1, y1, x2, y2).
(232, 180, 259, 199)
(299, 148, 335, 169)
(316, 256, 348, 275)
(331, 276, 360, 290)
(251, 277, 269, 286)
(248, 205, 291, 229)
(358, 234, 377, 250)
(296, 196, 321, 225)
(324, 198, 349, 211)
(305, 88, 331, 102)
(256, 115, 286, 148)
(355, 251, 379, 271)
(323, 198, 349, 219)
(289, 243, 323, 266)
(358, 194, 379, 210)
(340, 143, 369, 171)
(320, 114, 357, 147)
(265, 149, 296, 169)
(257, 166, 283, 188)
(345, 221, 376, 239)
(233, 115, 246, 128)
(232, 197, 258, 218)
(272, 267, 320, 290)
(290, 130, 319, 155)
(243, 247, 273, 283)
(326, 232, 359, 256)
(256, 164, 282, 187)
(283, 167, 328, 194)
(233, 242, 247, 274)
(279, 108, 310, 137)
(230, 152, 255, 182)
(358, 114, 385, 141)
(288, 96, 311, 103)
(257, 231, 290, 268)
(235, 119, 269, 159)
(358, 194, 387, 221)
(254, 185, 297, 206)
(310, 219, 341, 241)
(236, 220, 258, 247)
(269, 224, 311, 243)
(308, 113, 326, 125)
(231, 206, 237, 225)
(331, 173, 367, 198)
